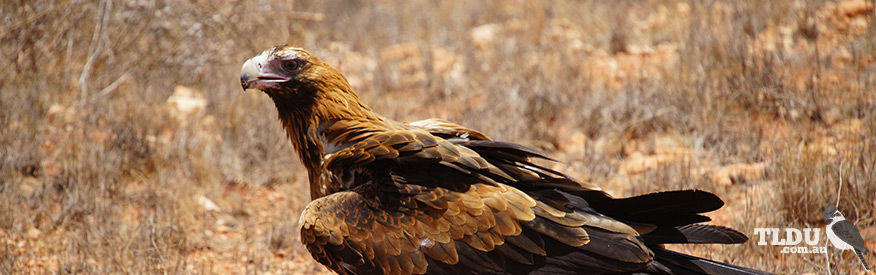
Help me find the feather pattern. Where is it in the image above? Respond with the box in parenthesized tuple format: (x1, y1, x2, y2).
(240, 46, 770, 275)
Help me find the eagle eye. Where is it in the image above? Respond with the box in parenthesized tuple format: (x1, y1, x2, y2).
(284, 59, 305, 72)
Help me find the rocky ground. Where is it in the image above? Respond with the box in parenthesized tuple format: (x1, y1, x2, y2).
(2, 0, 875, 274)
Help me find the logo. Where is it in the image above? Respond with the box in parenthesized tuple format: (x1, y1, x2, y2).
(823, 205, 870, 271)
(753, 204, 871, 272)
(754, 228, 827, 254)
(753, 227, 825, 254)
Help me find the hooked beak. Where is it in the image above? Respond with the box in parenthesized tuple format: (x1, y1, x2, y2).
(240, 52, 290, 91)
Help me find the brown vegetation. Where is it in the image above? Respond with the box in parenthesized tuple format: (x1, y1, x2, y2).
(1, 0, 874, 273)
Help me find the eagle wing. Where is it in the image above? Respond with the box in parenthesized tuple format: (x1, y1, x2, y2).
(299, 129, 655, 274)
(407, 118, 491, 141)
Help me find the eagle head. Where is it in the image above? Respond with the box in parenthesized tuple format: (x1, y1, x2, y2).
(240, 45, 348, 97)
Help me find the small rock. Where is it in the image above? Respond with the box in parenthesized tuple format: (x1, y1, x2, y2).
(380, 43, 420, 63)
(470, 23, 501, 50)
(837, 0, 874, 17)
(25, 228, 41, 239)
(708, 162, 768, 186)
(46, 104, 66, 122)
(198, 196, 221, 212)
(166, 85, 207, 119)
(215, 224, 232, 234)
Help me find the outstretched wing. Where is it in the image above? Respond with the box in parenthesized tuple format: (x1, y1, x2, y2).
(832, 220, 868, 252)
(301, 129, 655, 274)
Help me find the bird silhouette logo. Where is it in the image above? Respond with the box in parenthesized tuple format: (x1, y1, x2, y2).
(823, 205, 870, 271)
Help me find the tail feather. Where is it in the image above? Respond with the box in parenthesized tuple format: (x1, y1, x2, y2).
(643, 224, 749, 244)
(613, 190, 723, 216)
(594, 190, 724, 226)
(652, 248, 774, 275)
(855, 249, 871, 271)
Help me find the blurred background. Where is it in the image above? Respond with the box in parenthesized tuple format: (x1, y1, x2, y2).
(1, 0, 874, 273)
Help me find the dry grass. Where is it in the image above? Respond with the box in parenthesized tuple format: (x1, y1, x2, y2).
(2, 0, 875, 273)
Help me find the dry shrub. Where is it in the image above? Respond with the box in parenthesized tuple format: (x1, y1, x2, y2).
(2, 0, 874, 273)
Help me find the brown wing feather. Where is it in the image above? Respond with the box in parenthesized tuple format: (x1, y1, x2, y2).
(324, 129, 512, 191)
(408, 118, 492, 141)
(299, 183, 541, 275)
(301, 128, 658, 274)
